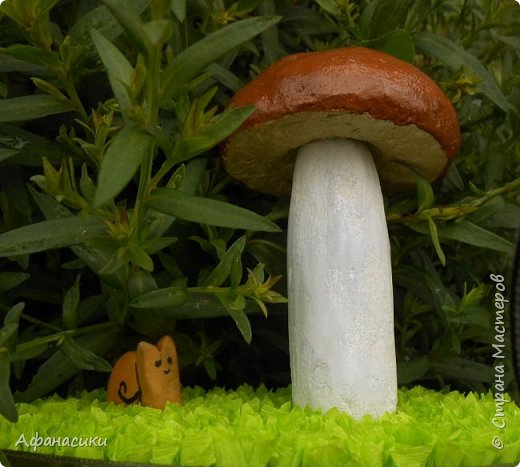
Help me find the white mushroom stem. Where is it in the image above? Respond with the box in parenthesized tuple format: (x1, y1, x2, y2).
(287, 138, 397, 418)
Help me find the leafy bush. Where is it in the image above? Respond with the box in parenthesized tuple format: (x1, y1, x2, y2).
(0, 0, 518, 423)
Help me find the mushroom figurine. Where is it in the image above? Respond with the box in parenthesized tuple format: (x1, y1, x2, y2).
(220, 47, 460, 418)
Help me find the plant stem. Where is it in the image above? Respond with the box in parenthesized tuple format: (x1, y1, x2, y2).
(54, 66, 89, 122)
(149, 157, 175, 191)
(189, 286, 230, 294)
(15, 332, 72, 353)
(20, 313, 62, 332)
(63, 79, 89, 122)
(14, 323, 116, 354)
(132, 45, 161, 242)
(387, 177, 520, 224)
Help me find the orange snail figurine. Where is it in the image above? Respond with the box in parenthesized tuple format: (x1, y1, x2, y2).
(107, 335, 181, 409)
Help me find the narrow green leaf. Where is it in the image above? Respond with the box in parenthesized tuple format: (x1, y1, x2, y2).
(16, 327, 117, 402)
(143, 158, 208, 240)
(0, 54, 48, 73)
(426, 216, 446, 266)
(28, 185, 72, 219)
(0, 95, 72, 122)
(31, 77, 69, 102)
(161, 16, 281, 103)
(142, 236, 177, 255)
(395, 252, 455, 314)
(445, 163, 464, 191)
(497, 35, 520, 50)
(409, 219, 514, 254)
(76, 294, 109, 326)
(142, 19, 173, 46)
(0, 449, 11, 466)
(0, 323, 18, 346)
(397, 356, 429, 384)
(0, 123, 70, 166)
(69, 0, 149, 70)
(282, 4, 335, 37)
(192, 105, 256, 151)
(0, 309, 20, 392)
(314, 0, 341, 16)
(0, 44, 60, 66)
(0, 355, 18, 422)
(203, 358, 217, 381)
(258, 0, 283, 65)
(246, 240, 286, 277)
(132, 292, 260, 323)
(394, 272, 439, 315)
(483, 199, 520, 229)
(447, 305, 489, 328)
(130, 284, 188, 308)
(0, 148, 19, 162)
(430, 357, 492, 382)
(176, 158, 208, 195)
(369, 29, 415, 63)
(62, 274, 81, 330)
(28, 186, 127, 288)
(11, 343, 48, 362)
(80, 164, 96, 202)
(70, 0, 149, 43)
(364, 0, 414, 39)
(100, 0, 150, 55)
(0, 162, 31, 218)
(157, 252, 184, 278)
(205, 63, 244, 92)
(171, 0, 186, 22)
(147, 188, 281, 232)
(0, 216, 106, 257)
(90, 28, 133, 116)
(438, 221, 514, 253)
(143, 124, 173, 156)
(414, 32, 509, 112)
(217, 293, 252, 343)
(357, 1, 376, 38)
(127, 270, 158, 302)
(94, 124, 154, 207)
(203, 237, 246, 287)
(171, 136, 215, 164)
(0, 272, 30, 293)
(4, 303, 25, 327)
(128, 243, 154, 271)
(230, 249, 243, 288)
(467, 196, 504, 224)
(61, 336, 112, 372)
(414, 171, 435, 212)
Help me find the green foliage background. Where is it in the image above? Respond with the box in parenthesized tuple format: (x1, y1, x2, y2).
(0, 0, 518, 423)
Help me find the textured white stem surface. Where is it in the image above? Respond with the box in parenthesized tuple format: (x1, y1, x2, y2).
(287, 138, 397, 418)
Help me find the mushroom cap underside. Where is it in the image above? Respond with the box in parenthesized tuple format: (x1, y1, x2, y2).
(221, 47, 460, 196)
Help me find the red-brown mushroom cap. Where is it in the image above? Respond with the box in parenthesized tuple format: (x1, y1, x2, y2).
(221, 46, 460, 196)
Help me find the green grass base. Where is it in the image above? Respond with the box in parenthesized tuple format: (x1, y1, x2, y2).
(1, 385, 519, 466)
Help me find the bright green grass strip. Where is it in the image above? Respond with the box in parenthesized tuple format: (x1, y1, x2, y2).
(0, 385, 519, 466)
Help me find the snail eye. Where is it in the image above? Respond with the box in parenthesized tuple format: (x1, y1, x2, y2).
(154, 359, 162, 368)
(167, 356, 173, 365)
